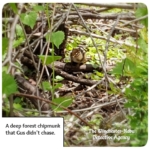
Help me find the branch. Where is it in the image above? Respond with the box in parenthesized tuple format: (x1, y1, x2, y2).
(15, 73, 50, 111)
(3, 4, 24, 74)
(77, 3, 134, 9)
(121, 15, 148, 27)
(53, 61, 114, 72)
(68, 12, 135, 20)
(48, 66, 98, 86)
(15, 92, 93, 128)
(69, 28, 138, 47)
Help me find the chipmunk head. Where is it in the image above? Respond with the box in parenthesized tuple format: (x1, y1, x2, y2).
(70, 48, 86, 64)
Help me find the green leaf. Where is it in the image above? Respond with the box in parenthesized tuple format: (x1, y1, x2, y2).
(52, 97, 73, 111)
(38, 55, 61, 65)
(13, 103, 23, 111)
(20, 12, 37, 29)
(45, 33, 51, 42)
(41, 81, 51, 91)
(41, 81, 62, 92)
(51, 31, 65, 48)
(2, 71, 18, 96)
(111, 61, 123, 76)
(91, 74, 100, 80)
(2, 37, 8, 55)
(2, 66, 8, 73)
(109, 82, 120, 94)
(139, 27, 148, 43)
(135, 4, 147, 17)
(135, 3, 148, 28)
(54, 76, 64, 82)
(9, 3, 18, 14)
(138, 38, 148, 53)
(14, 97, 22, 103)
(53, 83, 63, 90)
(124, 58, 136, 73)
(33, 5, 45, 11)
(111, 58, 136, 76)
(94, 71, 103, 77)
(16, 24, 24, 37)
(13, 37, 25, 48)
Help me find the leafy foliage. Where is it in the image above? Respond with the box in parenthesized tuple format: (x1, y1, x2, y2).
(2, 3, 148, 146)
(9, 3, 18, 14)
(20, 12, 37, 29)
(38, 55, 61, 65)
(54, 75, 64, 82)
(135, 3, 148, 28)
(33, 5, 45, 12)
(111, 58, 136, 76)
(39, 31, 65, 65)
(13, 24, 25, 48)
(110, 4, 148, 146)
(46, 31, 65, 48)
(2, 37, 8, 55)
(2, 71, 18, 97)
(52, 97, 73, 111)
(41, 81, 62, 92)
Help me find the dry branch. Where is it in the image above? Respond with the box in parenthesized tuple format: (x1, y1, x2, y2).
(69, 29, 137, 47)
(15, 73, 50, 111)
(53, 61, 113, 72)
(68, 12, 135, 20)
(15, 92, 93, 128)
(48, 66, 98, 86)
(77, 3, 134, 9)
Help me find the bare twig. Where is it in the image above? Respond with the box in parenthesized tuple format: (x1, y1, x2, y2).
(3, 4, 24, 74)
(65, 3, 73, 22)
(72, 4, 104, 69)
(68, 12, 135, 20)
(69, 28, 138, 47)
(25, 97, 125, 114)
(19, 20, 38, 72)
(75, 77, 105, 99)
(77, 3, 134, 9)
(51, 66, 98, 86)
(115, 96, 126, 118)
(52, 12, 67, 32)
(36, 4, 56, 87)
(103, 15, 121, 93)
(121, 15, 148, 27)
(88, 22, 136, 33)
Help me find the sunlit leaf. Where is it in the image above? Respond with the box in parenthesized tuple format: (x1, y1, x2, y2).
(33, 5, 45, 11)
(16, 24, 24, 37)
(2, 37, 8, 55)
(52, 97, 73, 111)
(54, 76, 64, 82)
(46, 31, 65, 49)
(53, 83, 63, 90)
(9, 3, 18, 14)
(14, 97, 22, 103)
(111, 61, 124, 76)
(138, 38, 148, 53)
(38, 55, 61, 65)
(2, 71, 18, 96)
(41, 81, 51, 91)
(20, 12, 37, 29)
(13, 103, 23, 111)
(13, 37, 25, 48)
(135, 3, 148, 28)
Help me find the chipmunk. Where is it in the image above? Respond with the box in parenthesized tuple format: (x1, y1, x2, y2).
(70, 48, 86, 65)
